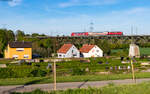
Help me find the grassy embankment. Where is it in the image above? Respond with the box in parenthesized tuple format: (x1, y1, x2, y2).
(1, 72, 150, 86)
(13, 81, 150, 94)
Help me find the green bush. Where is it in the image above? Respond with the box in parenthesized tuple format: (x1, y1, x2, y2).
(0, 68, 15, 78)
(30, 69, 47, 77)
(71, 68, 86, 75)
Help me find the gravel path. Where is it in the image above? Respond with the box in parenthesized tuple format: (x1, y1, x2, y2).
(1, 78, 150, 94)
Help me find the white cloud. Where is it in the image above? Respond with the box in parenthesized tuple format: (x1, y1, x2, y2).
(59, 0, 117, 8)
(111, 7, 149, 16)
(8, 0, 22, 7)
(125, 7, 148, 15)
(44, 6, 77, 15)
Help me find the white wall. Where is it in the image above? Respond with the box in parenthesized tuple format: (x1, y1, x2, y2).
(58, 45, 80, 58)
(82, 45, 103, 58)
(58, 53, 66, 58)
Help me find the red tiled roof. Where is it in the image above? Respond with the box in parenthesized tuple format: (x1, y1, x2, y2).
(57, 44, 73, 54)
(80, 44, 95, 53)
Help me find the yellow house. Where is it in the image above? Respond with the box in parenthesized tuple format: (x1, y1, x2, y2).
(4, 41, 32, 59)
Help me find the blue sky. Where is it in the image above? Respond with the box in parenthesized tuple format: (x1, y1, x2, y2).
(0, 0, 150, 35)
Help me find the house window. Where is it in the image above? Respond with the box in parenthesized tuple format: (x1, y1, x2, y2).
(24, 55, 29, 58)
(13, 55, 18, 59)
(16, 48, 24, 51)
(73, 54, 77, 56)
(59, 54, 62, 57)
(72, 50, 74, 53)
(97, 50, 99, 52)
(63, 55, 65, 57)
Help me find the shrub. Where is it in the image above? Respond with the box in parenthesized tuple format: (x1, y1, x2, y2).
(0, 68, 15, 78)
(71, 68, 86, 75)
(30, 69, 47, 77)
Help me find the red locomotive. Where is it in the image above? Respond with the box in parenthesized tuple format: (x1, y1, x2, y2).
(71, 32, 123, 37)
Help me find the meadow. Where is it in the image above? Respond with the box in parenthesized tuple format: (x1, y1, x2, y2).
(1, 72, 150, 86)
(111, 47, 150, 56)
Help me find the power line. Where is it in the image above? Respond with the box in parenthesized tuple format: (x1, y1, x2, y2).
(89, 21, 94, 32)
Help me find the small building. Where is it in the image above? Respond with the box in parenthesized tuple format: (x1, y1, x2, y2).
(129, 44, 140, 57)
(4, 41, 32, 59)
(57, 44, 80, 58)
(80, 44, 103, 58)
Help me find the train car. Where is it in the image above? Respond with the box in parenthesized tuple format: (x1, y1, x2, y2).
(71, 32, 89, 37)
(71, 32, 123, 37)
(88, 32, 108, 36)
(108, 32, 123, 35)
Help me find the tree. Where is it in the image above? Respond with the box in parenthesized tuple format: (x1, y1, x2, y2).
(6, 30, 15, 42)
(0, 29, 7, 55)
(32, 33, 39, 37)
(96, 39, 111, 55)
(16, 30, 25, 41)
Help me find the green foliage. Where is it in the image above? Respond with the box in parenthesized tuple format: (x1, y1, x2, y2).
(32, 39, 53, 57)
(0, 56, 144, 79)
(0, 67, 32, 78)
(1, 71, 150, 86)
(0, 63, 48, 78)
(71, 68, 86, 75)
(0, 29, 15, 56)
(111, 47, 150, 56)
(12, 89, 49, 94)
(32, 33, 39, 37)
(0, 29, 7, 55)
(96, 39, 111, 55)
(16, 30, 25, 41)
(6, 30, 15, 41)
(108, 82, 115, 87)
(0, 68, 15, 78)
(30, 69, 47, 77)
(2, 28, 150, 58)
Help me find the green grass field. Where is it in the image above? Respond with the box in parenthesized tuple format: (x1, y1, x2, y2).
(140, 48, 150, 55)
(111, 47, 150, 55)
(1, 72, 150, 86)
(13, 81, 150, 94)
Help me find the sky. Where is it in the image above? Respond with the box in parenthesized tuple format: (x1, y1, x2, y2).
(0, 0, 150, 35)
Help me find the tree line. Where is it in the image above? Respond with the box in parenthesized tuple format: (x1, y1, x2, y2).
(1, 28, 150, 58)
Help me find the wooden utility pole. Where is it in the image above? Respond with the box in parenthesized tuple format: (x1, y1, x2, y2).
(131, 58, 136, 83)
(53, 36, 57, 91)
(53, 60, 56, 90)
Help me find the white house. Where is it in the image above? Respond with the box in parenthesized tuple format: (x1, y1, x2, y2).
(57, 44, 80, 58)
(80, 44, 103, 58)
